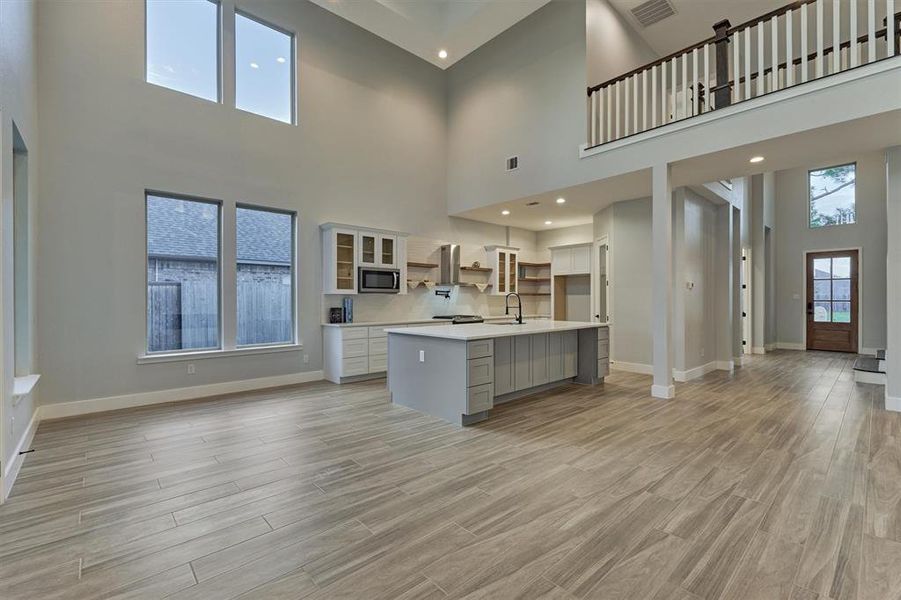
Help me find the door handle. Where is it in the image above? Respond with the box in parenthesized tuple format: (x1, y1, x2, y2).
(806, 302, 813, 316)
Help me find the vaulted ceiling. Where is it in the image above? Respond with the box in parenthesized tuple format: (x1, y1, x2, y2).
(308, 0, 553, 68)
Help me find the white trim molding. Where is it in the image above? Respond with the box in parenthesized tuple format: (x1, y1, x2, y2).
(751, 346, 767, 354)
(887, 393, 901, 413)
(776, 342, 806, 350)
(716, 360, 735, 372)
(40, 370, 324, 420)
(137, 343, 303, 364)
(854, 370, 886, 385)
(611, 361, 653, 375)
(2, 409, 39, 502)
(651, 384, 675, 399)
(674, 362, 718, 382)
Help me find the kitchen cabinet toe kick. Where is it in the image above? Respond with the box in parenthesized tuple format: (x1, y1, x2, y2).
(386, 323, 609, 426)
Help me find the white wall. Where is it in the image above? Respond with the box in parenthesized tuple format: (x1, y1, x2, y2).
(774, 151, 887, 351)
(536, 222, 594, 251)
(0, 0, 38, 490)
(585, 0, 656, 86)
(34, 0, 490, 406)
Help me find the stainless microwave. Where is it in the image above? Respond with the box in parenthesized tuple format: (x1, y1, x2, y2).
(358, 267, 400, 293)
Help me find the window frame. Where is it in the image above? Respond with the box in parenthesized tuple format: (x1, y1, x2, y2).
(807, 162, 857, 230)
(144, 0, 223, 104)
(144, 190, 224, 355)
(233, 8, 298, 125)
(235, 202, 298, 348)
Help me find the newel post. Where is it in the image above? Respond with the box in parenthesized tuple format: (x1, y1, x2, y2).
(711, 19, 732, 109)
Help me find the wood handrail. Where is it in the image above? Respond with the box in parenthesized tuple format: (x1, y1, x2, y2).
(588, 0, 899, 95)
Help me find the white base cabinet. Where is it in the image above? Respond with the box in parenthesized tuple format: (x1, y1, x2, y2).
(324, 324, 406, 383)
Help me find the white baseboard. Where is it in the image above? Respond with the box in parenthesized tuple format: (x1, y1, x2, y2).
(750, 346, 767, 355)
(716, 360, 734, 372)
(775, 342, 806, 351)
(673, 362, 718, 382)
(886, 393, 901, 413)
(611, 361, 653, 375)
(764, 343, 776, 352)
(854, 370, 886, 385)
(39, 370, 325, 421)
(733, 356, 744, 367)
(861, 347, 880, 356)
(2, 408, 40, 502)
(651, 384, 675, 399)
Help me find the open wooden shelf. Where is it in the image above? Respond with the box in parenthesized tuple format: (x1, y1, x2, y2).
(519, 262, 550, 268)
(407, 261, 438, 269)
(519, 292, 551, 296)
(460, 266, 492, 273)
(519, 277, 551, 283)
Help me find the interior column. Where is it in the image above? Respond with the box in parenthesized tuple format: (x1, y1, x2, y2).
(651, 163, 675, 399)
(715, 201, 734, 371)
(886, 147, 901, 412)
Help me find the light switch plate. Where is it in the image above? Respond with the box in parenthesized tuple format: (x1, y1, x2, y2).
(419, 350, 425, 362)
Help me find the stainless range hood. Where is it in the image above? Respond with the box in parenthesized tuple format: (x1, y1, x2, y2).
(439, 244, 461, 286)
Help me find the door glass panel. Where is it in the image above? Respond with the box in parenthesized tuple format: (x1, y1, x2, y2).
(832, 256, 851, 278)
(498, 252, 506, 293)
(336, 233, 354, 290)
(813, 302, 831, 322)
(812, 258, 831, 279)
(813, 280, 831, 301)
(381, 237, 394, 264)
(361, 235, 375, 263)
(509, 254, 516, 290)
(832, 279, 851, 301)
(832, 302, 851, 323)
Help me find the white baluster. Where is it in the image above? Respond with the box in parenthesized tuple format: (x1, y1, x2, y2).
(801, 3, 809, 81)
(615, 81, 621, 140)
(704, 43, 711, 110)
(786, 9, 794, 85)
(732, 33, 740, 102)
(833, 0, 841, 73)
(605, 85, 612, 142)
(816, 0, 824, 77)
(661, 61, 667, 125)
(670, 58, 677, 122)
(889, 0, 896, 57)
(757, 23, 765, 95)
(681, 53, 687, 118)
(692, 48, 699, 116)
(868, 0, 877, 62)
(633, 75, 639, 133)
(745, 28, 752, 98)
(771, 16, 779, 91)
(642, 70, 648, 131)
(594, 90, 601, 145)
(652, 65, 658, 128)
(625, 77, 631, 136)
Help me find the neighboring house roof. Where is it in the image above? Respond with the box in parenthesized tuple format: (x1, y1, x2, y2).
(147, 195, 292, 265)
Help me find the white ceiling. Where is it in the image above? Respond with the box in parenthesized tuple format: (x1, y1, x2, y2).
(608, 0, 784, 56)
(308, 0, 553, 68)
(457, 110, 901, 231)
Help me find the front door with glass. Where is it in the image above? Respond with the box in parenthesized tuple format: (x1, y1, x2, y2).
(806, 250, 858, 352)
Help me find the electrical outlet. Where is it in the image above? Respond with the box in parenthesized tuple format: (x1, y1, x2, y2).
(419, 350, 425, 363)
(700, 347, 705, 358)
(303, 354, 309, 364)
(187, 363, 196, 375)
(10, 415, 14, 436)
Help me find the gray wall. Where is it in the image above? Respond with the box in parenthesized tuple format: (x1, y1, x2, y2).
(35, 0, 457, 406)
(585, 0, 656, 86)
(609, 198, 653, 365)
(774, 151, 887, 351)
(1, 0, 39, 476)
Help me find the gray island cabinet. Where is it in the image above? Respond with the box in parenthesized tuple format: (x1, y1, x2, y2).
(386, 321, 609, 426)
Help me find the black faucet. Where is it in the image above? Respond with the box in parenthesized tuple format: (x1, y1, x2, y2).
(505, 292, 523, 324)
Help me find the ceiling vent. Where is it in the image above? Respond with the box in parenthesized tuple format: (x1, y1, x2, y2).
(630, 0, 676, 27)
(506, 156, 519, 171)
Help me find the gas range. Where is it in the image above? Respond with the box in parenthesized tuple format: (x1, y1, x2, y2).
(433, 314, 485, 325)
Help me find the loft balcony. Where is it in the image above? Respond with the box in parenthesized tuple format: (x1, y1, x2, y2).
(582, 0, 901, 154)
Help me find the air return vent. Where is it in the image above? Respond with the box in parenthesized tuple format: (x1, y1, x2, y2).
(630, 0, 675, 27)
(506, 156, 519, 171)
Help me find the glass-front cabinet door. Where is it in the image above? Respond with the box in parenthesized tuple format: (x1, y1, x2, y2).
(379, 235, 396, 267)
(334, 230, 356, 293)
(497, 251, 507, 294)
(508, 252, 517, 294)
(359, 232, 377, 266)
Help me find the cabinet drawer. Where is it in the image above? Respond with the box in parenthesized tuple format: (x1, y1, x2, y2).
(341, 327, 368, 341)
(368, 354, 388, 373)
(467, 339, 494, 360)
(342, 338, 369, 358)
(597, 359, 610, 379)
(467, 356, 494, 387)
(598, 340, 610, 360)
(342, 356, 368, 376)
(597, 327, 609, 342)
(466, 383, 494, 414)
(369, 338, 388, 355)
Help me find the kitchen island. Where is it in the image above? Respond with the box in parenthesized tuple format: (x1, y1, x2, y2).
(386, 321, 609, 426)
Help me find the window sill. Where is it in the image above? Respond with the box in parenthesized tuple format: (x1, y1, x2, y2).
(13, 374, 41, 401)
(137, 343, 303, 365)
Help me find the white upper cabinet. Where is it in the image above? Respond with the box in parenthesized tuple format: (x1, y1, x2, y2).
(485, 246, 518, 295)
(550, 244, 591, 275)
(322, 224, 406, 295)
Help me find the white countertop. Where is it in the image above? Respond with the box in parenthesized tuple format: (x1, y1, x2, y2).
(322, 315, 550, 328)
(384, 320, 605, 341)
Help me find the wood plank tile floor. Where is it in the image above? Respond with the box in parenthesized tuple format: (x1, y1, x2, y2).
(2, 350, 899, 599)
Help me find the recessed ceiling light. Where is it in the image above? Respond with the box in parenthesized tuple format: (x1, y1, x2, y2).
(276, 57, 286, 64)
(501, 210, 510, 216)
(250, 62, 260, 69)
(556, 197, 566, 204)
(438, 49, 448, 59)
(544, 220, 553, 225)
(749, 156, 765, 163)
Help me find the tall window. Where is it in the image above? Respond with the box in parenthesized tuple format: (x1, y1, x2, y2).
(236, 206, 295, 346)
(809, 163, 856, 228)
(146, 0, 220, 102)
(146, 194, 221, 353)
(235, 12, 294, 123)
